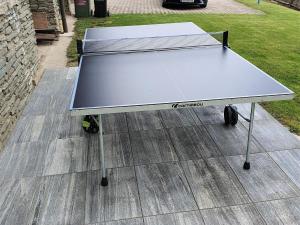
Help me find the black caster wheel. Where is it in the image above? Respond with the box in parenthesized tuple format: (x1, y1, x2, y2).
(224, 106, 238, 126)
(101, 177, 108, 186)
(162, 1, 169, 7)
(82, 115, 99, 134)
(199, 3, 207, 8)
(243, 162, 250, 170)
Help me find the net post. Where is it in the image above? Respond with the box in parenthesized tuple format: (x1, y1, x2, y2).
(77, 40, 83, 65)
(223, 31, 229, 47)
(77, 40, 83, 55)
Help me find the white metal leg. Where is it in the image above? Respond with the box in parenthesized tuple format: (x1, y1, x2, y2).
(98, 114, 108, 186)
(243, 103, 255, 170)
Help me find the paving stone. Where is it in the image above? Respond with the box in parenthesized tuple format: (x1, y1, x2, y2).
(235, 103, 274, 121)
(160, 108, 201, 128)
(58, 112, 87, 139)
(102, 113, 128, 134)
(243, 119, 300, 151)
(206, 122, 264, 156)
(89, 133, 133, 169)
(43, 137, 89, 176)
(40, 68, 70, 83)
(227, 153, 300, 202)
(31, 76, 73, 98)
(130, 129, 178, 165)
(136, 162, 198, 216)
(22, 94, 69, 116)
(0, 141, 48, 179)
(126, 111, 163, 131)
(168, 126, 221, 160)
(0, 177, 25, 225)
(144, 211, 204, 225)
(8, 113, 63, 145)
(0, 173, 86, 225)
(66, 67, 78, 80)
(201, 204, 265, 225)
(85, 167, 142, 223)
(182, 158, 250, 209)
(91, 218, 144, 225)
(108, 218, 144, 225)
(193, 105, 224, 125)
(269, 149, 300, 189)
(255, 197, 300, 225)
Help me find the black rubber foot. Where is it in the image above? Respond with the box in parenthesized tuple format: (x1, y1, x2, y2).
(243, 162, 250, 170)
(101, 177, 108, 186)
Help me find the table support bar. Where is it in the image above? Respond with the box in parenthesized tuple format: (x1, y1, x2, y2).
(99, 114, 108, 186)
(243, 103, 255, 170)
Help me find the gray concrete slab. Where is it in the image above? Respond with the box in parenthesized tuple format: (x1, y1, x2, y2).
(206, 122, 265, 156)
(86, 167, 142, 223)
(201, 204, 265, 225)
(144, 211, 204, 225)
(136, 162, 198, 216)
(168, 126, 221, 160)
(226, 153, 300, 202)
(269, 149, 300, 189)
(181, 158, 251, 209)
(130, 129, 178, 165)
(255, 197, 300, 225)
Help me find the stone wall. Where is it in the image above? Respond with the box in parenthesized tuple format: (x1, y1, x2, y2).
(289, 0, 300, 9)
(29, 0, 63, 32)
(65, 0, 71, 14)
(275, 0, 300, 9)
(0, 0, 39, 150)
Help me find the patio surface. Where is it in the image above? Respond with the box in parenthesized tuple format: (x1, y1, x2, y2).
(107, 0, 261, 14)
(1, 68, 300, 225)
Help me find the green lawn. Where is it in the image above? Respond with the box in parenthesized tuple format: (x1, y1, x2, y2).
(67, 0, 300, 134)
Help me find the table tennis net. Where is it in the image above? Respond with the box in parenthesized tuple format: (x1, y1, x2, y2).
(81, 32, 227, 55)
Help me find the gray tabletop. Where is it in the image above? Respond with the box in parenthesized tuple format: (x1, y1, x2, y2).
(84, 22, 206, 41)
(71, 22, 293, 114)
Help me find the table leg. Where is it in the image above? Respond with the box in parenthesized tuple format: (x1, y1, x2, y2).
(99, 114, 108, 186)
(243, 103, 255, 170)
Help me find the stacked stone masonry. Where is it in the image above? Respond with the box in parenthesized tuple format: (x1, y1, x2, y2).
(275, 0, 300, 9)
(29, 0, 63, 32)
(0, 0, 39, 150)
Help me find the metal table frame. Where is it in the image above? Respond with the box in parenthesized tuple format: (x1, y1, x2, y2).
(90, 102, 257, 186)
(70, 23, 294, 186)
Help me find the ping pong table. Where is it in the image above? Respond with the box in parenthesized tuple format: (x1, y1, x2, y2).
(70, 22, 294, 186)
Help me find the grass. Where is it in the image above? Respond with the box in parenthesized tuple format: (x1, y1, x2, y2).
(67, 0, 300, 134)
